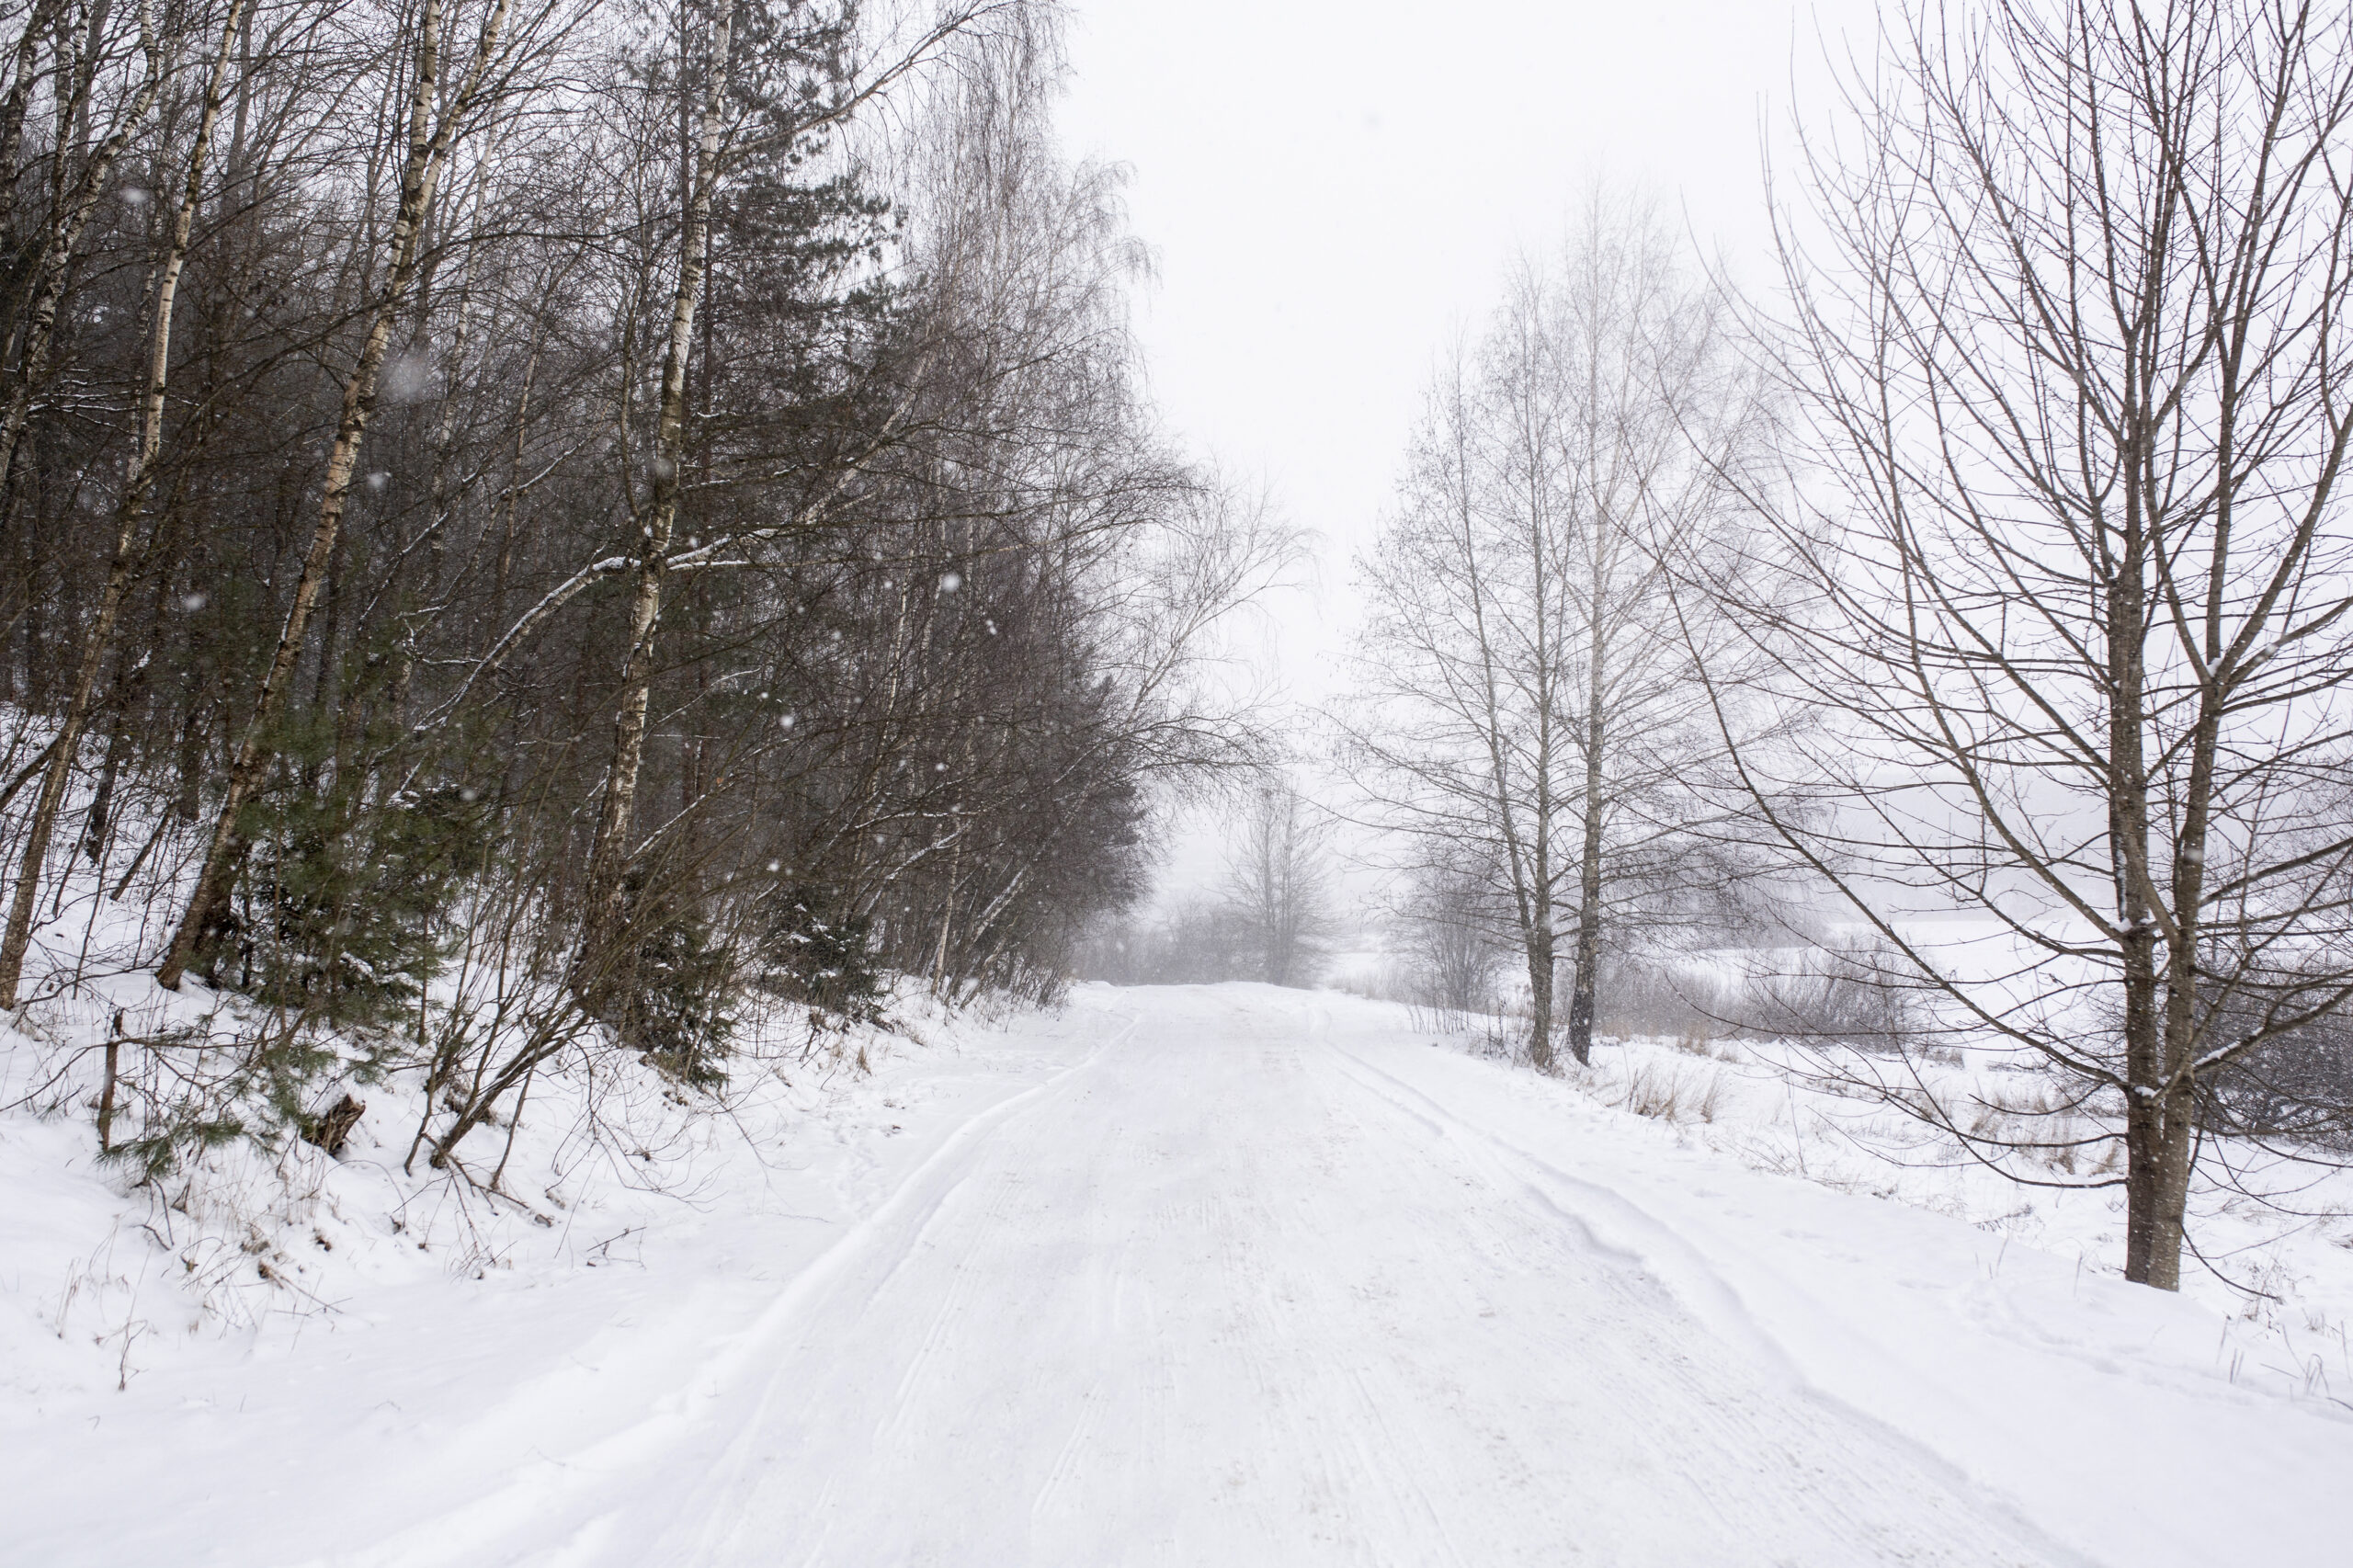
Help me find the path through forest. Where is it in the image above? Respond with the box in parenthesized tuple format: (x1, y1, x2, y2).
(581, 987, 2076, 1567)
(11, 985, 2347, 1567)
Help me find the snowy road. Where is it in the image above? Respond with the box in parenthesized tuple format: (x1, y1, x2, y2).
(550, 988, 2071, 1567)
(16, 983, 2348, 1566)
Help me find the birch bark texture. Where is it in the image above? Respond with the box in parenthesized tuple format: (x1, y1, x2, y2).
(0, 0, 164, 503)
(156, 0, 515, 991)
(578, 0, 736, 951)
(0, 0, 248, 1007)
(575, 0, 1000, 958)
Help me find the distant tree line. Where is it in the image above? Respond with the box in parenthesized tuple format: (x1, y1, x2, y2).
(1075, 776, 1336, 990)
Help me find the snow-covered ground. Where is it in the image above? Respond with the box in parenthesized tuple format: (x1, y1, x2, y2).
(1575, 1021, 2353, 1348)
(6, 983, 2348, 1565)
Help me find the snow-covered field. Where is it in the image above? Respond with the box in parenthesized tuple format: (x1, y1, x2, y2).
(1573, 1020, 2353, 1360)
(6, 983, 2349, 1565)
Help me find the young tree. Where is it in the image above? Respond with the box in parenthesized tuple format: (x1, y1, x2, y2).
(1392, 846, 1506, 1017)
(1733, 0, 2353, 1289)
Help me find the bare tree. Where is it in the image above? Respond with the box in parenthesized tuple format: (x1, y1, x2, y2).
(0, 0, 164, 497)
(1345, 190, 1755, 1068)
(0, 0, 247, 1006)
(1221, 777, 1333, 987)
(156, 0, 522, 990)
(1727, 0, 2353, 1289)
(1392, 845, 1506, 1018)
(0, 0, 1281, 1180)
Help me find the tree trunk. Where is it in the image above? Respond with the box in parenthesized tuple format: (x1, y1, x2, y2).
(158, 0, 508, 991)
(582, 6, 733, 951)
(0, 1, 241, 1007)
(1566, 615, 1606, 1067)
(1525, 922, 1555, 1071)
(0, 7, 161, 502)
(0, 6, 66, 239)
(2119, 927, 2176, 1286)
(2109, 449, 2183, 1290)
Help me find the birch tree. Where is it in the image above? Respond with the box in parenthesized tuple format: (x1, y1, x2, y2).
(1347, 193, 1753, 1067)
(0, 0, 1274, 1170)
(1222, 778, 1333, 988)
(577, 0, 996, 957)
(0, 0, 164, 500)
(0, 0, 246, 1006)
(156, 0, 521, 990)
(1735, 0, 2353, 1289)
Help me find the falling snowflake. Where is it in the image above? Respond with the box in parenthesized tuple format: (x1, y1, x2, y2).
(380, 352, 434, 404)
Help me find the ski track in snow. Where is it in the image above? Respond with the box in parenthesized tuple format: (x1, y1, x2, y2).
(453, 990, 2055, 1566)
(10, 984, 2349, 1565)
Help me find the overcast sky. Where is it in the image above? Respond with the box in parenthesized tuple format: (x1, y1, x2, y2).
(1051, 1, 1880, 903)
(1055, 1, 1878, 700)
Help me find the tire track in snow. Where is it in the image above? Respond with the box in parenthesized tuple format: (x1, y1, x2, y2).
(671, 1016, 1141, 1566)
(370, 1011, 1141, 1568)
(1029, 1376, 1107, 1527)
(440, 988, 2097, 1567)
(873, 1140, 1042, 1452)
(1316, 1036, 2101, 1568)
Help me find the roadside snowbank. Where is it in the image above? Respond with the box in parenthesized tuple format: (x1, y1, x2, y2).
(1558, 1025, 2353, 1401)
(0, 959, 1109, 1563)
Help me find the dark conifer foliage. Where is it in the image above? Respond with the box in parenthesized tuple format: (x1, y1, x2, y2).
(0, 0, 1281, 1153)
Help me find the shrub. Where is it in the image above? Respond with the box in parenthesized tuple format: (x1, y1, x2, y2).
(757, 885, 886, 1026)
(1738, 937, 1916, 1053)
(623, 910, 739, 1086)
(227, 778, 493, 1031)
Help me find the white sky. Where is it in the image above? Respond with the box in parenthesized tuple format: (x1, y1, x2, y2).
(1051, 0, 1881, 904)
